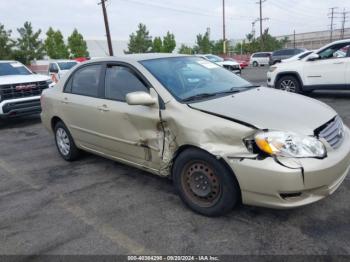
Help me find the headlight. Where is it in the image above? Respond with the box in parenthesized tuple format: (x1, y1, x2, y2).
(269, 66, 277, 72)
(46, 79, 53, 85)
(254, 131, 326, 158)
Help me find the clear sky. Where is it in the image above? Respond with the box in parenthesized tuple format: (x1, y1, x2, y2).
(1, 0, 349, 43)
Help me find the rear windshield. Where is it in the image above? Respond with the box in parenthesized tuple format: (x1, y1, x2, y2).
(57, 61, 78, 70)
(0, 62, 31, 76)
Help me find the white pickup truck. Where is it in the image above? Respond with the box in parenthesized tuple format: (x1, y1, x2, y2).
(0, 61, 54, 119)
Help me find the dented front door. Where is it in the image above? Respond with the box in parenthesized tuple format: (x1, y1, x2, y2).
(96, 64, 163, 171)
(97, 100, 162, 170)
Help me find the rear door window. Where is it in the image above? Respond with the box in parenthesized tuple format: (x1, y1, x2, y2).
(70, 64, 102, 97)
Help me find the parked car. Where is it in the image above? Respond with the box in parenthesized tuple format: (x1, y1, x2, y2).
(224, 57, 249, 69)
(49, 60, 78, 82)
(267, 39, 350, 93)
(41, 54, 350, 216)
(0, 60, 54, 119)
(198, 54, 241, 74)
(250, 52, 272, 67)
(269, 48, 306, 65)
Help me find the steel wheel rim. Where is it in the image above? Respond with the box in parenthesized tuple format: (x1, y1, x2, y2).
(181, 161, 221, 208)
(280, 79, 296, 92)
(56, 128, 70, 156)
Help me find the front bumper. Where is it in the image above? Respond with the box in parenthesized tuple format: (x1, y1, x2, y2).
(226, 126, 350, 209)
(266, 71, 275, 88)
(0, 96, 41, 118)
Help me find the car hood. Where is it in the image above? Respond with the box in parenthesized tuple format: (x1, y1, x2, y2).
(189, 87, 337, 135)
(0, 74, 50, 85)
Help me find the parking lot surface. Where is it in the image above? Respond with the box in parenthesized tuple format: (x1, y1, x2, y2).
(0, 67, 349, 255)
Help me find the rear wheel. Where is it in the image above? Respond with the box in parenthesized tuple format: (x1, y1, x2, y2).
(276, 75, 302, 93)
(173, 149, 240, 217)
(54, 121, 80, 161)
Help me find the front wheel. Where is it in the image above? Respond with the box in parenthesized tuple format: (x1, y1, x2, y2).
(276, 75, 302, 93)
(252, 61, 258, 67)
(54, 121, 80, 161)
(173, 149, 240, 217)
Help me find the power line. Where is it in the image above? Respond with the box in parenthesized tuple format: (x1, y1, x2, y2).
(98, 0, 114, 56)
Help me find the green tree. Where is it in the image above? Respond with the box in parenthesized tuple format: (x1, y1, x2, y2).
(44, 28, 69, 59)
(178, 44, 193, 54)
(162, 31, 176, 53)
(0, 23, 15, 60)
(211, 39, 231, 55)
(126, 23, 152, 53)
(234, 28, 288, 54)
(194, 31, 211, 54)
(68, 29, 89, 58)
(152, 37, 163, 52)
(54, 30, 69, 58)
(14, 21, 45, 64)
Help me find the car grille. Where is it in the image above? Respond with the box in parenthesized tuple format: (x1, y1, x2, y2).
(224, 65, 240, 71)
(0, 81, 49, 101)
(315, 116, 344, 149)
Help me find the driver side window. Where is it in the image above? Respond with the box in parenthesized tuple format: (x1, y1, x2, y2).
(318, 44, 350, 60)
(104, 65, 149, 102)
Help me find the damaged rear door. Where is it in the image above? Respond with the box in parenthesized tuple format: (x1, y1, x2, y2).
(96, 63, 163, 171)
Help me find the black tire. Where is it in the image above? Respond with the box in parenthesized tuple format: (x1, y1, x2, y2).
(173, 148, 240, 217)
(54, 121, 80, 161)
(276, 75, 302, 93)
(252, 61, 258, 67)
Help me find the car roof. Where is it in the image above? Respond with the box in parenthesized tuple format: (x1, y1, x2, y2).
(84, 53, 190, 64)
(327, 39, 350, 45)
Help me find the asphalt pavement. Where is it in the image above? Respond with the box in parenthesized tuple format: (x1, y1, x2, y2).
(0, 67, 349, 256)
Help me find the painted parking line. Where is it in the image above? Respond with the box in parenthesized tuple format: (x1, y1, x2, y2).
(0, 158, 41, 190)
(58, 196, 153, 255)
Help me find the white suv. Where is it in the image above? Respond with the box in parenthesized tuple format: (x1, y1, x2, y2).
(0, 61, 54, 119)
(267, 39, 350, 93)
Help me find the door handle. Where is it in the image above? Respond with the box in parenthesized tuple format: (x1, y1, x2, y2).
(61, 97, 69, 104)
(333, 62, 344, 64)
(98, 105, 110, 112)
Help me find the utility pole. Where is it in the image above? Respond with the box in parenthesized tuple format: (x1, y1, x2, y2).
(293, 30, 296, 48)
(257, 0, 268, 50)
(222, 0, 226, 54)
(340, 9, 349, 39)
(99, 0, 114, 56)
(328, 7, 338, 42)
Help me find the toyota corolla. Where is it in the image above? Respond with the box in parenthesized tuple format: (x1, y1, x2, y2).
(41, 54, 350, 216)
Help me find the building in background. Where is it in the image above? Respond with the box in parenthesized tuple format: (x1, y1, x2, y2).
(277, 28, 350, 50)
(86, 39, 128, 57)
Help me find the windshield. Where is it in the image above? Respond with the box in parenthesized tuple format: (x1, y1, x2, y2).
(298, 51, 312, 59)
(0, 62, 32, 76)
(57, 61, 78, 70)
(204, 55, 224, 63)
(141, 56, 253, 102)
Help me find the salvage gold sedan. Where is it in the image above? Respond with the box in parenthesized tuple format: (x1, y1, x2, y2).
(41, 54, 350, 216)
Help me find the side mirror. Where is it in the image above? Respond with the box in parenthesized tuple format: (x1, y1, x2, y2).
(307, 53, 319, 61)
(126, 91, 157, 106)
